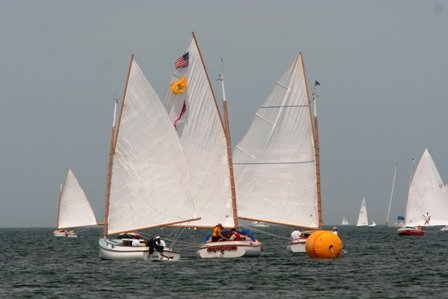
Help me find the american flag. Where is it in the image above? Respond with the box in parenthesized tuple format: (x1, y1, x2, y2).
(175, 52, 189, 68)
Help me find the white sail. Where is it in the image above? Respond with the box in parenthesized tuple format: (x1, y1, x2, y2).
(341, 217, 349, 225)
(106, 58, 197, 235)
(405, 148, 448, 226)
(357, 198, 369, 226)
(233, 53, 319, 228)
(57, 168, 97, 229)
(163, 37, 234, 228)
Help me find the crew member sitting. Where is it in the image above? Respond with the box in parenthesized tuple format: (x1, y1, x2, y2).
(290, 228, 302, 240)
(212, 223, 226, 242)
(228, 228, 241, 241)
(146, 236, 165, 254)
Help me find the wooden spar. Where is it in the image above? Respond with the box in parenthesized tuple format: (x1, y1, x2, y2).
(220, 73, 239, 228)
(108, 217, 202, 236)
(103, 55, 134, 237)
(192, 32, 239, 228)
(191, 32, 226, 129)
(301, 53, 323, 229)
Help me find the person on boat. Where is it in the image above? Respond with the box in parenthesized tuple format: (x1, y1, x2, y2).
(418, 225, 423, 231)
(331, 227, 338, 235)
(290, 228, 302, 240)
(146, 236, 165, 253)
(424, 212, 431, 225)
(212, 223, 226, 242)
(228, 228, 241, 241)
(131, 239, 140, 247)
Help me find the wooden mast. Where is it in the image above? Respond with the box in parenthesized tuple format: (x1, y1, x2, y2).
(103, 55, 134, 237)
(219, 72, 239, 228)
(301, 53, 323, 229)
(192, 32, 239, 228)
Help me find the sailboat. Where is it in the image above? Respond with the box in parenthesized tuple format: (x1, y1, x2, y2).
(54, 168, 97, 238)
(163, 33, 262, 258)
(398, 148, 448, 236)
(341, 217, 349, 225)
(232, 53, 322, 254)
(356, 198, 369, 227)
(98, 56, 199, 260)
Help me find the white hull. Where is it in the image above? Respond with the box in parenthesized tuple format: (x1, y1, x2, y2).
(53, 230, 77, 238)
(286, 239, 306, 253)
(197, 240, 262, 259)
(98, 238, 180, 261)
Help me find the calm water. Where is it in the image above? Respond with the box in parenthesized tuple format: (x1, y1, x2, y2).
(1, 226, 447, 298)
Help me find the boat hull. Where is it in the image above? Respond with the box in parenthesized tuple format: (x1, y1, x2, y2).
(98, 238, 180, 261)
(53, 230, 77, 238)
(397, 227, 424, 236)
(287, 239, 306, 253)
(197, 240, 262, 258)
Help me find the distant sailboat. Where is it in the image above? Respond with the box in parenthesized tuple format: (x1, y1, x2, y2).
(233, 53, 323, 254)
(54, 168, 97, 238)
(98, 56, 199, 260)
(356, 198, 369, 227)
(341, 217, 349, 225)
(398, 148, 448, 236)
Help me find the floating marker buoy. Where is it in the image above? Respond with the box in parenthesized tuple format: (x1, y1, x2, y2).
(305, 230, 343, 258)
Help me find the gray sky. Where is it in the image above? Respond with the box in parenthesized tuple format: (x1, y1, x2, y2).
(1, 0, 447, 227)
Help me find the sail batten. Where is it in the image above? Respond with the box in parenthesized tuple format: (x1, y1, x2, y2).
(233, 53, 320, 228)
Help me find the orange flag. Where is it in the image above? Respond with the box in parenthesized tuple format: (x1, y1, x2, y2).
(170, 77, 188, 95)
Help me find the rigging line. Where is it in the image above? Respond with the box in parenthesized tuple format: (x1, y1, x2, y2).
(234, 160, 315, 165)
(239, 225, 290, 240)
(260, 105, 308, 109)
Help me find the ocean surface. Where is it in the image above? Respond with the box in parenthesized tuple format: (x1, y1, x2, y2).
(1, 225, 447, 298)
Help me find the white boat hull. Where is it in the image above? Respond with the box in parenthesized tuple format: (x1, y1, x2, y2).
(287, 239, 306, 253)
(98, 238, 180, 261)
(53, 230, 77, 238)
(197, 240, 262, 259)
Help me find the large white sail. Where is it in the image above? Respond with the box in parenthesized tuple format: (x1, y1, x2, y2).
(57, 168, 97, 229)
(106, 58, 197, 235)
(405, 148, 448, 226)
(233, 53, 319, 228)
(163, 36, 234, 228)
(357, 198, 369, 226)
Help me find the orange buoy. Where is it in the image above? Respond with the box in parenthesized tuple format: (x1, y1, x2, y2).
(305, 230, 343, 258)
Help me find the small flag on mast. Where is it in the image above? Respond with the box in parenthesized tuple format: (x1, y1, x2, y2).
(315, 80, 320, 86)
(175, 52, 189, 68)
(170, 77, 188, 95)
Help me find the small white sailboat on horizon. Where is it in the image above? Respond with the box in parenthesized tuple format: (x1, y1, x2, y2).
(341, 217, 349, 225)
(54, 168, 97, 238)
(98, 56, 199, 261)
(398, 148, 448, 236)
(356, 198, 369, 227)
(163, 33, 261, 259)
(233, 53, 323, 254)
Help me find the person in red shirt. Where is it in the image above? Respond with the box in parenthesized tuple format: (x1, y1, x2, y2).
(228, 228, 241, 241)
